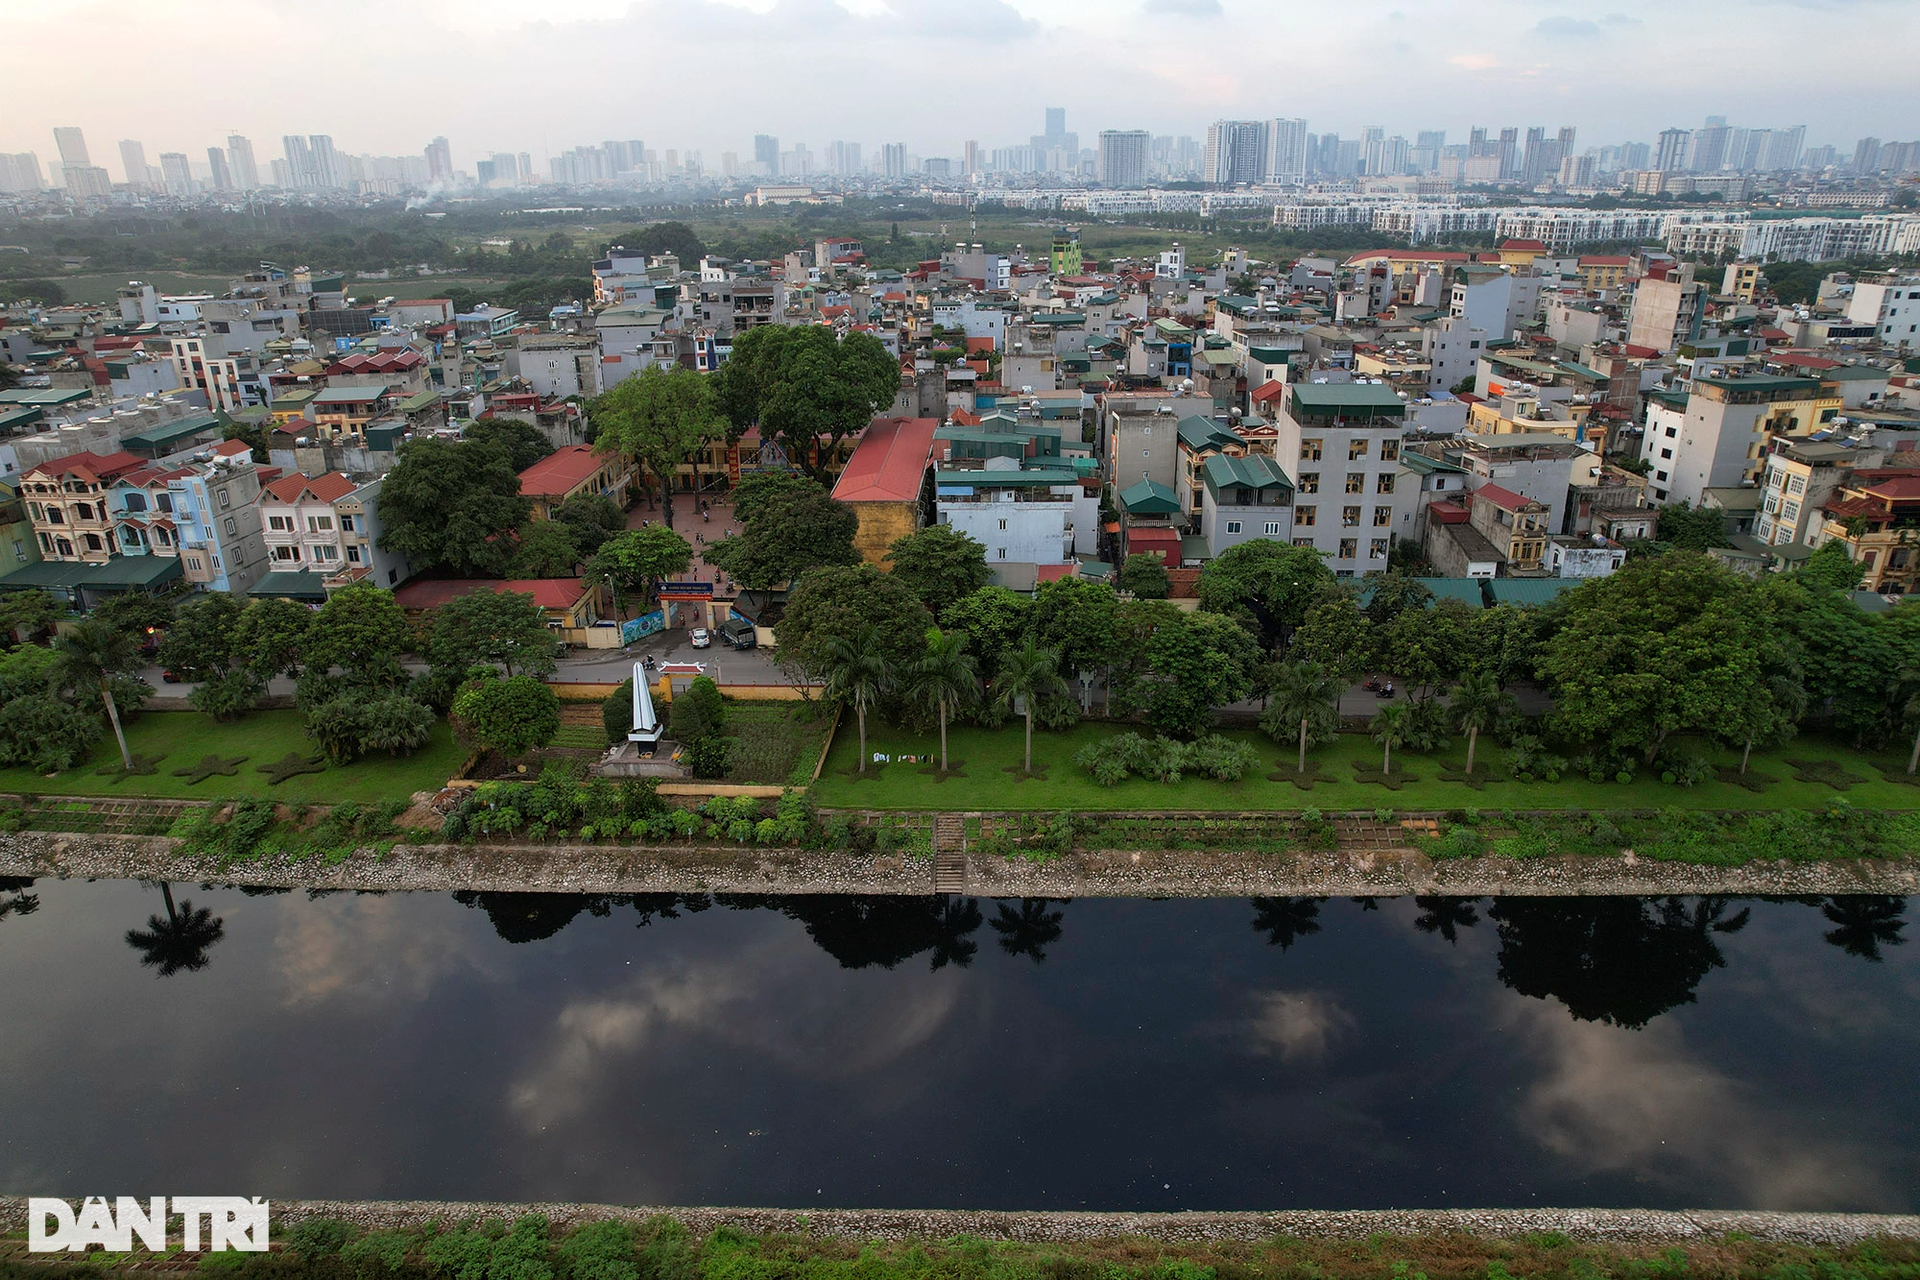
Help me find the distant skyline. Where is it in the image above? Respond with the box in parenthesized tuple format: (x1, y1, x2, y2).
(3, 0, 1915, 167)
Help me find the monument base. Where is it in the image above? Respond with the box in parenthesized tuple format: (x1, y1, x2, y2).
(594, 739, 693, 779)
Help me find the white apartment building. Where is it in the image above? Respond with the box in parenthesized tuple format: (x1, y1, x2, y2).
(1272, 382, 1414, 576)
(935, 457, 1099, 562)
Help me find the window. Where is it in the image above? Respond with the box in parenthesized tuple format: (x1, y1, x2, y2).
(306, 516, 333, 532)
(346, 546, 363, 564)
(998, 518, 1008, 530)
(1342, 505, 1361, 527)
(1293, 537, 1316, 548)
(1787, 475, 1807, 496)
(1298, 472, 1319, 493)
(1373, 507, 1391, 527)
(1295, 505, 1316, 526)
(1345, 472, 1365, 494)
(996, 547, 1007, 559)
(1348, 438, 1369, 460)
(45, 507, 62, 524)
(1379, 438, 1400, 461)
(1376, 473, 1395, 494)
(339, 516, 356, 532)
(1226, 520, 1242, 534)
(269, 515, 293, 532)
(315, 545, 339, 562)
(1370, 538, 1389, 560)
(1783, 500, 1800, 521)
(123, 494, 145, 513)
(157, 494, 172, 513)
(1264, 521, 1282, 536)
(83, 534, 102, 552)
(155, 529, 171, 548)
(1338, 538, 1358, 559)
(1655, 470, 1668, 482)
(1660, 447, 1672, 459)
(219, 490, 230, 510)
(1665, 427, 1677, 438)
(1301, 438, 1323, 461)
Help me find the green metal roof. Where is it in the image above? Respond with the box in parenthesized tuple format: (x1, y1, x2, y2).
(1417, 577, 1491, 607)
(0, 406, 45, 431)
(121, 412, 226, 451)
(1178, 414, 1240, 451)
(398, 389, 441, 412)
(247, 570, 331, 601)
(1484, 578, 1574, 607)
(1119, 478, 1181, 515)
(1289, 382, 1406, 417)
(1201, 452, 1292, 495)
(1694, 375, 1823, 394)
(0, 556, 182, 592)
(1399, 451, 1468, 476)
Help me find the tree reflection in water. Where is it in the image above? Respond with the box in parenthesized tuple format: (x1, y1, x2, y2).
(1413, 896, 1481, 945)
(453, 891, 619, 943)
(125, 882, 225, 977)
(1249, 897, 1324, 950)
(1821, 896, 1908, 962)
(0, 876, 39, 923)
(990, 899, 1067, 963)
(1488, 896, 1750, 1029)
(720, 895, 986, 971)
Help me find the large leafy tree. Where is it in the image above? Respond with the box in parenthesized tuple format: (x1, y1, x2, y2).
(1114, 609, 1259, 739)
(451, 673, 562, 757)
(1260, 659, 1341, 772)
(1029, 577, 1119, 678)
(378, 436, 531, 576)
(464, 418, 555, 473)
(427, 589, 558, 679)
(589, 365, 727, 527)
(302, 584, 411, 684)
(776, 563, 932, 678)
(713, 325, 901, 480)
(939, 586, 1035, 681)
(1116, 553, 1170, 599)
(232, 597, 312, 683)
(703, 489, 860, 590)
(1798, 539, 1866, 592)
(52, 617, 143, 770)
(1460, 604, 1540, 688)
(507, 520, 582, 579)
(0, 589, 62, 643)
(588, 526, 693, 618)
(728, 471, 825, 526)
(1650, 501, 1731, 552)
(1287, 588, 1375, 679)
(1536, 552, 1777, 764)
(554, 494, 628, 560)
(887, 524, 990, 617)
(1196, 540, 1336, 651)
(156, 593, 262, 721)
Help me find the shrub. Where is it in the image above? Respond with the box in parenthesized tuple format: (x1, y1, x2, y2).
(603, 678, 634, 746)
(452, 674, 562, 758)
(668, 676, 727, 742)
(285, 1219, 359, 1257)
(0, 694, 102, 772)
(341, 1230, 416, 1272)
(557, 1222, 637, 1280)
(1072, 732, 1256, 784)
(487, 1215, 553, 1280)
(424, 1229, 495, 1280)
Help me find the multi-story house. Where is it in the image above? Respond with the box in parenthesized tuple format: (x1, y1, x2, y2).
(935, 455, 1099, 566)
(1468, 483, 1551, 574)
(1640, 374, 1841, 506)
(20, 449, 144, 563)
(108, 462, 188, 562)
(1272, 383, 1410, 576)
(1754, 441, 1893, 547)
(310, 386, 393, 441)
(169, 335, 262, 413)
(258, 471, 411, 591)
(1815, 472, 1920, 593)
(0, 477, 41, 578)
(166, 440, 272, 594)
(518, 444, 635, 520)
(1198, 453, 1294, 558)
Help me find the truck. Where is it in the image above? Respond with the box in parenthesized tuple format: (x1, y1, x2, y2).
(717, 618, 757, 650)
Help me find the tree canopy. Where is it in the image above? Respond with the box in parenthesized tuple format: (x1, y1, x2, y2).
(464, 419, 556, 473)
(713, 326, 900, 478)
(426, 589, 558, 680)
(377, 437, 531, 576)
(704, 488, 860, 590)
(1196, 540, 1336, 650)
(776, 563, 933, 677)
(589, 366, 726, 526)
(451, 673, 561, 758)
(886, 524, 991, 617)
(589, 526, 694, 615)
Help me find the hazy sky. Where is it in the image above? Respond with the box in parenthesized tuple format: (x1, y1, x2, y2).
(4, 0, 1914, 176)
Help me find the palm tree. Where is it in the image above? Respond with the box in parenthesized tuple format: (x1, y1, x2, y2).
(819, 629, 891, 773)
(995, 637, 1068, 775)
(1250, 896, 1323, 950)
(54, 616, 141, 770)
(1821, 896, 1907, 961)
(1449, 671, 1512, 777)
(1370, 702, 1411, 775)
(1413, 895, 1481, 945)
(908, 627, 978, 774)
(1266, 659, 1341, 773)
(125, 883, 225, 977)
(990, 898, 1066, 963)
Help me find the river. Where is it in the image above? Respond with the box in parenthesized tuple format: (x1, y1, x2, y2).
(0, 879, 1914, 1212)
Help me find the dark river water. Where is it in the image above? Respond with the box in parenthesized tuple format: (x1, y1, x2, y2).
(1, 878, 1915, 1212)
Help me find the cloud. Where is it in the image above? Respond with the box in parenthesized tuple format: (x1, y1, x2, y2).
(1534, 14, 1602, 36)
(274, 893, 496, 1006)
(1510, 1000, 1899, 1209)
(1143, 0, 1223, 15)
(1447, 52, 1501, 70)
(1246, 990, 1355, 1063)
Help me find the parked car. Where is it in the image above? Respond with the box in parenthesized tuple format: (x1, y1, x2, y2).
(690, 627, 711, 649)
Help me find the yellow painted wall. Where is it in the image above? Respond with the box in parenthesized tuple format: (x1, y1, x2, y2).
(852, 501, 921, 565)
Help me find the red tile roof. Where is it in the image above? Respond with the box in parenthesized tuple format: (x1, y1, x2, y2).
(327, 348, 425, 375)
(1579, 255, 1632, 267)
(1125, 527, 1182, 555)
(965, 336, 995, 354)
(1475, 482, 1538, 512)
(394, 578, 589, 612)
(1035, 563, 1076, 584)
(1251, 381, 1289, 404)
(518, 444, 611, 497)
(1772, 352, 1840, 370)
(1501, 239, 1549, 253)
(27, 449, 144, 482)
(1343, 250, 1472, 265)
(262, 471, 358, 504)
(831, 416, 938, 504)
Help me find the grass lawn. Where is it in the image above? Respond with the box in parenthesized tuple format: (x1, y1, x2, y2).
(0, 709, 465, 805)
(810, 718, 1920, 813)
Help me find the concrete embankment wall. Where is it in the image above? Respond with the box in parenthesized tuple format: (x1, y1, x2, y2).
(2, 832, 1916, 898)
